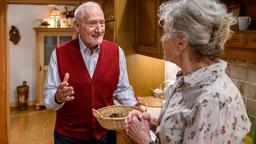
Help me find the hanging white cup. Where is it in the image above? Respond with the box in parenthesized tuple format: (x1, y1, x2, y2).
(237, 16, 251, 30)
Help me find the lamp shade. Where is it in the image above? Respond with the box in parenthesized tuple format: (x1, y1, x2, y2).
(49, 7, 61, 18)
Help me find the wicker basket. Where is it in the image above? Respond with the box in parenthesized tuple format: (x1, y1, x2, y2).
(92, 105, 146, 130)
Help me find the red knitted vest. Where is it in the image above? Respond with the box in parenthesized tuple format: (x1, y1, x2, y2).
(55, 39, 119, 141)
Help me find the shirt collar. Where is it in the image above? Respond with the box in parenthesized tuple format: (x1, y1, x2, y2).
(78, 35, 100, 54)
(182, 60, 227, 86)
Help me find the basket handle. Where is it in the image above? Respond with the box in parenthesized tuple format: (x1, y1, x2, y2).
(92, 108, 102, 118)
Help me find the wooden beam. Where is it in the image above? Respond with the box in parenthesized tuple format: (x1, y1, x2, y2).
(7, 0, 80, 5)
(0, 0, 8, 143)
(6, 0, 103, 5)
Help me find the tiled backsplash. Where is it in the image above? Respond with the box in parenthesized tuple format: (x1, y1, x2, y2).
(226, 60, 256, 133)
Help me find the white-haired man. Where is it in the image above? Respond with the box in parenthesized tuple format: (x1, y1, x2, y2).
(44, 1, 137, 143)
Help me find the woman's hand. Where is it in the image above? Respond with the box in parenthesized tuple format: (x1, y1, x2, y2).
(125, 110, 152, 144)
(126, 110, 151, 123)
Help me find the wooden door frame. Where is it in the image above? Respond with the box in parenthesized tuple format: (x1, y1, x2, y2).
(0, 0, 8, 143)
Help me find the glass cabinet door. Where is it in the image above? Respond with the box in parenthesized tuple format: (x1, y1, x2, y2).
(44, 36, 57, 65)
(60, 35, 72, 44)
(35, 28, 75, 109)
(43, 35, 73, 66)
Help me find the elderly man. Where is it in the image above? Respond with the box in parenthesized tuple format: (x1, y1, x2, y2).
(44, 1, 137, 144)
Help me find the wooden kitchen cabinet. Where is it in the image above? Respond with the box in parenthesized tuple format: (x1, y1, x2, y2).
(223, 30, 256, 63)
(220, 0, 256, 64)
(103, 0, 115, 42)
(135, 0, 164, 59)
(226, 33, 245, 48)
(247, 34, 256, 49)
(34, 27, 76, 109)
(134, 0, 256, 59)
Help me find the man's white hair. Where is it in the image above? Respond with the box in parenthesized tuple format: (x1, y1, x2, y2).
(74, 1, 103, 20)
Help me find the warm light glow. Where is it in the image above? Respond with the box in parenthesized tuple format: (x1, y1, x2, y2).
(46, 18, 54, 28)
(49, 7, 61, 27)
(49, 7, 61, 18)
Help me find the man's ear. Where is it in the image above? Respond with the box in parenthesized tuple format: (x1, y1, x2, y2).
(74, 20, 80, 33)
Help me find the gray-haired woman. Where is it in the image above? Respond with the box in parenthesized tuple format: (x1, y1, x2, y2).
(125, 0, 251, 143)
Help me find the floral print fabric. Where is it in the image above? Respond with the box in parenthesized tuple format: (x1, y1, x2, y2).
(155, 60, 251, 144)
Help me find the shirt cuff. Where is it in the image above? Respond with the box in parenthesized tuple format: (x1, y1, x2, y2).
(46, 92, 64, 110)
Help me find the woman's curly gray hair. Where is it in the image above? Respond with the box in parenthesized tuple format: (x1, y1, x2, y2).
(159, 0, 236, 59)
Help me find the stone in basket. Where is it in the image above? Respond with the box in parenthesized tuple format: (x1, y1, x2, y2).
(92, 104, 147, 130)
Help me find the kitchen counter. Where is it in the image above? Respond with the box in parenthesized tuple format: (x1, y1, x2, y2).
(140, 96, 163, 119)
(140, 96, 163, 108)
(113, 96, 163, 119)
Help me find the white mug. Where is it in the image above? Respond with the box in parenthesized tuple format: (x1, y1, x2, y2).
(237, 16, 251, 30)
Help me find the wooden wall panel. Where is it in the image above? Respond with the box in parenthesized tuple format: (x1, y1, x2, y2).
(223, 48, 256, 64)
(127, 55, 165, 96)
(136, 0, 156, 47)
(0, 0, 8, 143)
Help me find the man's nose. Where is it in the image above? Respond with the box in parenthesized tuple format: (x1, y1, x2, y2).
(95, 24, 104, 32)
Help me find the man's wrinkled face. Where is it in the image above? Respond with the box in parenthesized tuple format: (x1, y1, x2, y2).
(75, 7, 105, 49)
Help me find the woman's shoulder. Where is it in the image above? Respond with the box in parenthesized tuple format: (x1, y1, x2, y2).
(192, 74, 243, 110)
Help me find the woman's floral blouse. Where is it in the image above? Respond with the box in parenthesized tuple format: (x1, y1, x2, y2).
(155, 60, 251, 144)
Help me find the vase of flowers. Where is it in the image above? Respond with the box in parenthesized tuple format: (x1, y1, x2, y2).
(62, 7, 75, 27)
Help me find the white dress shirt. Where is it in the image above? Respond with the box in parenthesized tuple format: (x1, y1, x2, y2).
(44, 37, 137, 110)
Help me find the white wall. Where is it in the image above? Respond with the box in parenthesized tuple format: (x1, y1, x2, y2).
(165, 61, 180, 81)
(8, 4, 68, 105)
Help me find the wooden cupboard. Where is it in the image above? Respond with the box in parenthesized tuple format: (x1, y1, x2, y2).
(221, 0, 256, 29)
(135, 0, 164, 59)
(133, 0, 256, 62)
(221, 0, 256, 64)
(103, 0, 115, 42)
(223, 30, 256, 63)
(34, 27, 76, 109)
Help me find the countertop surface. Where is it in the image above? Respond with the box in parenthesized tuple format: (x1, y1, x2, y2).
(140, 96, 163, 108)
(140, 96, 163, 119)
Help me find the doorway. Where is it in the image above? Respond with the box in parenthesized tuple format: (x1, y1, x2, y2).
(0, 1, 82, 143)
(8, 3, 77, 144)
